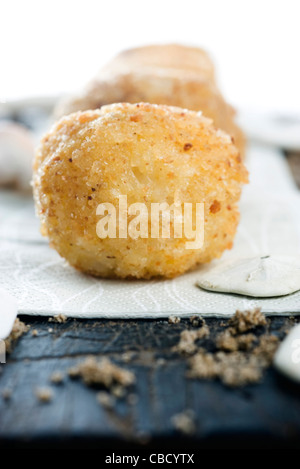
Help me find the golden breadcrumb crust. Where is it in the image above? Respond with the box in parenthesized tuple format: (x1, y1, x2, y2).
(33, 103, 248, 279)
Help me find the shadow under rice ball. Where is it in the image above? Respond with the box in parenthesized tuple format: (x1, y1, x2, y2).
(33, 103, 248, 279)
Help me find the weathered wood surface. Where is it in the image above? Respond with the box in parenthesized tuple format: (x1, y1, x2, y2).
(0, 315, 299, 449)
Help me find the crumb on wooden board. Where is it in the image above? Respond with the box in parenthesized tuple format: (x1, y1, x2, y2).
(0, 308, 293, 403)
(48, 314, 67, 323)
(96, 391, 115, 409)
(171, 409, 196, 435)
(49, 371, 64, 384)
(4, 318, 29, 353)
(168, 316, 181, 324)
(34, 386, 54, 403)
(68, 356, 135, 389)
(172, 308, 282, 387)
(228, 307, 267, 333)
(172, 321, 209, 355)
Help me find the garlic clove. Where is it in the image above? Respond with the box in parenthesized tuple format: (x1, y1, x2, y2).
(196, 255, 300, 297)
(274, 324, 300, 383)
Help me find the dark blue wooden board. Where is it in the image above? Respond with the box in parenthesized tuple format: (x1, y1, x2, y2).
(0, 315, 299, 450)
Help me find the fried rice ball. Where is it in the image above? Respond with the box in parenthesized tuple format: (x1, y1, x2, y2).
(33, 103, 248, 279)
(54, 44, 245, 157)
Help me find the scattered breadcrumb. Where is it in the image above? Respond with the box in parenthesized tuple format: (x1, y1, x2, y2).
(68, 366, 79, 378)
(189, 316, 205, 327)
(219, 352, 263, 387)
(172, 325, 209, 355)
(253, 334, 279, 365)
(111, 384, 126, 399)
(168, 316, 181, 324)
(31, 329, 38, 337)
(216, 330, 256, 352)
(236, 333, 256, 351)
(171, 410, 196, 435)
(229, 308, 267, 334)
(188, 351, 264, 387)
(68, 356, 135, 389)
(216, 329, 238, 352)
(49, 314, 67, 323)
(170, 308, 279, 387)
(96, 391, 115, 409)
(48, 328, 53, 333)
(35, 387, 53, 402)
(50, 371, 64, 384)
(188, 351, 219, 379)
(121, 351, 136, 363)
(185, 308, 279, 387)
(4, 318, 29, 353)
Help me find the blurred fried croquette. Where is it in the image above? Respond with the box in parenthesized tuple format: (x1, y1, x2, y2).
(54, 44, 245, 157)
(100, 43, 216, 81)
(33, 103, 248, 279)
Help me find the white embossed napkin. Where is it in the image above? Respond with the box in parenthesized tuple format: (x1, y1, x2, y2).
(0, 143, 300, 318)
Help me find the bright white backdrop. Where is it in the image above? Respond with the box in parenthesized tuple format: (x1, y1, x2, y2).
(1, 0, 300, 115)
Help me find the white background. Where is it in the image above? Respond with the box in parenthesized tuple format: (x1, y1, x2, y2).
(1, 0, 300, 115)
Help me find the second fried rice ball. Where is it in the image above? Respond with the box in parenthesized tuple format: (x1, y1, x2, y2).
(54, 44, 246, 158)
(33, 103, 248, 279)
